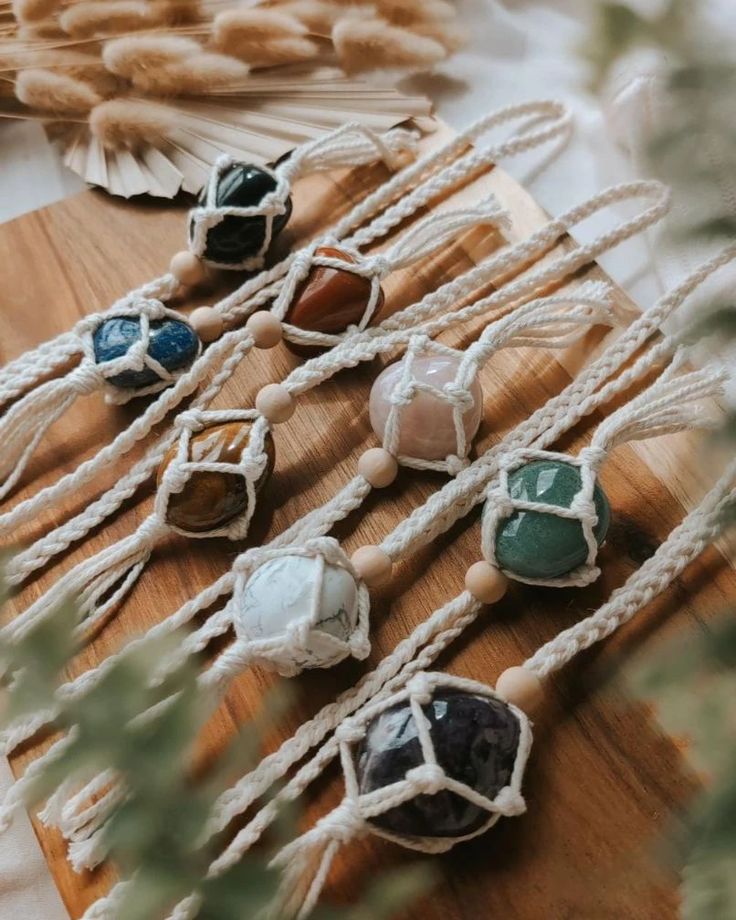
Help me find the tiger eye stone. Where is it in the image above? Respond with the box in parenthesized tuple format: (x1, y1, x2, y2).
(494, 459, 611, 579)
(356, 691, 521, 839)
(285, 247, 383, 353)
(158, 422, 275, 533)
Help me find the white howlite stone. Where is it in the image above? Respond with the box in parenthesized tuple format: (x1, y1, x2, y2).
(234, 554, 360, 671)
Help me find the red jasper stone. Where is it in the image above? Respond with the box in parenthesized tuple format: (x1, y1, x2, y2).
(285, 247, 384, 353)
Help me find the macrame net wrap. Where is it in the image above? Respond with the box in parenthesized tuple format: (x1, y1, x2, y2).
(270, 671, 531, 919)
(378, 335, 482, 474)
(481, 444, 608, 587)
(273, 239, 390, 348)
(83, 298, 202, 403)
(156, 408, 273, 540)
(188, 154, 291, 272)
(230, 536, 371, 676)
(188, 125, 418, 272)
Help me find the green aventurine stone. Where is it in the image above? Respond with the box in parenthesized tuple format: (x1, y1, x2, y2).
(494, 459, 611, 580)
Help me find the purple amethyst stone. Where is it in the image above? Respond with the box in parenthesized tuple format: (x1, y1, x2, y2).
(356, 690, 520, 839)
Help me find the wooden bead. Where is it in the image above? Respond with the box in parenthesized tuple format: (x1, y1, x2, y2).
(170, 250, 206, 287)
(246, 311, 282, 349)
(495, 666, 544, 714)
(351, 545, 392, 586)
(464, 561, 508, 604)
(188, 306, 223, 343)
(358, 448, 398, 488)
(256, 383, 295, 423)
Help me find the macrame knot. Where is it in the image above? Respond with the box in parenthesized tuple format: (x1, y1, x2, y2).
(135, 297, 169, 321)
(406, 763, 446, 796)
(139, 514, 171, 546)
(569, 492, 597, 521)
(335, 718, 365, 746)
(318, 800, 364, 844)
(389, 384, 416, 408)
(444, 454, 469, 477)
(577, 444, 607, 471)
(442, 381, 475, 409)
(406, 673, 435, 704)
(487, 486, 514, 520)
(366, 253, 392, 281)
(175, 409, 208, 433)
(493, 786, 526, 817)
(72, 362, 106, 397)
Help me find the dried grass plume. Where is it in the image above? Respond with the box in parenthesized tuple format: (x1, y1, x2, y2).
(333, 18, 447, 73)
(15, 68, 102, 113)
(90, 98, 175, 149)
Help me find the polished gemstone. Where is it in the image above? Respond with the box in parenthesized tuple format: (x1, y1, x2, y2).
(369, 355, 483, 461)
(235, 554, 359, 664)
(191, 163, 293, 265)
(286, 246, 384, 339)
(93, 316, 199, 389)
(494, 459, 610, 579)
(158, 422, 274, 533)
(356, 691, 520, 839)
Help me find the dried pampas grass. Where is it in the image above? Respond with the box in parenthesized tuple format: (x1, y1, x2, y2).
(12, 0, 61, 24)
(333, 18, 447, 73)
(90, 98, 174, 149)
(212, 9, 321, 66)
(2, 0, 451, 198)
(15, 68, 101, 113)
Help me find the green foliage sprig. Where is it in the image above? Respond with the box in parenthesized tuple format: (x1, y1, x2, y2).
(0, 579, 430, 919)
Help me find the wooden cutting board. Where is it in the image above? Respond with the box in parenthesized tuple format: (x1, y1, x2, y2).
(1, 126, 733, 920)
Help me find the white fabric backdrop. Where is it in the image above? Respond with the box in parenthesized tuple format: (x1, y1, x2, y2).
(0, 1, 734, 915)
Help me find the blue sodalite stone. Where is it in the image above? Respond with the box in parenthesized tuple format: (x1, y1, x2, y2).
(93, 316, 199, 389)
(190, 163, 293, 265)
(494, 459, 611, 580)
(356, 691, 520, 839)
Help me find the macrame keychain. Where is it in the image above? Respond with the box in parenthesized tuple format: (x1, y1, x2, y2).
(76, 249, 735, 917)
(2, 259, 703, 868)
(0, 100, 573, 569)
(138, 356, 727, 920)
(0, 122, 420, 501)
(262, 444, 736, 920)
(0, 179, 668, 648)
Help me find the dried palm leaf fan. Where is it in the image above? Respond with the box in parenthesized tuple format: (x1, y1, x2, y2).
(0, 0, 460, 197)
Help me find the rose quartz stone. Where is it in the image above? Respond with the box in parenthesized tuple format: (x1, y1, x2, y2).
(369, 355, 483, 461)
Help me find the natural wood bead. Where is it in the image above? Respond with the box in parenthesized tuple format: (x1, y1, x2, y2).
(464, 561, 508, 604)
(170, 250, 206, 287)
(495, 666, 544, 714)
(188, 306, 223, 343)
(358, 448, 398, 488)
(351, 545, 392, 586)
(158, 421, 274, 533)
(246, 311, 282, 349)
(256, 383, 295, 423)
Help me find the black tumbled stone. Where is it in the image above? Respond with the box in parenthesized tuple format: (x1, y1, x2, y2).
(93, 316, 199, 389)
(356, 691, 521, 839)
(191, 163, 293, 265)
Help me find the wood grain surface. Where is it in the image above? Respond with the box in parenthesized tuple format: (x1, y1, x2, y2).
(1, 128, 733, 920)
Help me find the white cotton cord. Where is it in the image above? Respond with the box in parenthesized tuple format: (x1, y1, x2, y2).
(212, 100, 572, 327)
(283, 178, 669, 401)
(0, 124, 415, 506)
(524, 455, 736, 677)
(0, 273, 178, 411)
(3, 324, 257, 585)
(0, 102, 567, 560)
(480, 354, 727, 589)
